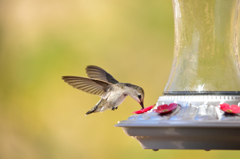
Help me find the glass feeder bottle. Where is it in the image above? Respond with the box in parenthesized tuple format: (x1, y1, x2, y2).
(164, 0, 240, 95)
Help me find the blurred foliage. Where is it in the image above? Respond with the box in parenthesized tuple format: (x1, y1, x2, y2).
(0, 0, 239, 159)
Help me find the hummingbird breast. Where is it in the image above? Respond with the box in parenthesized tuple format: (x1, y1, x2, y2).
(106, 91, 127, 109)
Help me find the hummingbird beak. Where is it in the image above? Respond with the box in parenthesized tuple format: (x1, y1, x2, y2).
(140, 101, 144, 109)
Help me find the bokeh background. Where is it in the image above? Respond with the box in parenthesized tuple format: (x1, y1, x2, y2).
(0, 0, 240, 159)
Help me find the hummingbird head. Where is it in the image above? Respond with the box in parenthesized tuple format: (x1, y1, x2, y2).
(126, 84, 144, 109)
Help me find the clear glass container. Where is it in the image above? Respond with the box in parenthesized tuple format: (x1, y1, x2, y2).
(164, 0, 240, 95)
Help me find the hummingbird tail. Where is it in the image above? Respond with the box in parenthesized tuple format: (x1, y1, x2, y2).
(86, 105, 98, 115)
(85, 99, 107, 115)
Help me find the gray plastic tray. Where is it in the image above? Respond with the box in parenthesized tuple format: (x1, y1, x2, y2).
(115, 95, 240, 151)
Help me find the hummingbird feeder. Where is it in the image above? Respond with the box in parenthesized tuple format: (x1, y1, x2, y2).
(116, 0, 240, 151)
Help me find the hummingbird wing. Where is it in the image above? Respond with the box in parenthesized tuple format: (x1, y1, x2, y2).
(62, 76, 111, 98)
(86, 65, 119, 84)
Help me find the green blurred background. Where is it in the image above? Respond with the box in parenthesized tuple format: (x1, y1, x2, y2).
(0, 0, 239, 159)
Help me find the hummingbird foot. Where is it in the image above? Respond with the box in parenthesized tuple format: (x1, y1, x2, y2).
(111, 106, 118, 111)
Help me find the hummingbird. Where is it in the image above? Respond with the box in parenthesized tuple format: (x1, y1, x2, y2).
(62, 65, 145, 115)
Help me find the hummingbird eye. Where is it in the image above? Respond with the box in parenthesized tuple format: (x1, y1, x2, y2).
(138, 95, 142, 100)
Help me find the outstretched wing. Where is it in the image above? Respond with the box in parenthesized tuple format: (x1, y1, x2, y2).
(86, 65, 119, 84)
(62, 76, 111, 97)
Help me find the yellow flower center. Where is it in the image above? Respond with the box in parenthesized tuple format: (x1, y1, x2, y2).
(162, 109, 169, 112)
(226, 110, 233, 113)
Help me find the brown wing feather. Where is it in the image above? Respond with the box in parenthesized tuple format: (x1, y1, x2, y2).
(86, 65, 119, 84)
(62, 76, 111, 97)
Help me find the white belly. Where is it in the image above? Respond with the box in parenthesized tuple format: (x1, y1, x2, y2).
(105, 92, 127, 109)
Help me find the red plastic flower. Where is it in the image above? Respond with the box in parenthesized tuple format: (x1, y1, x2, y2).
(132, 104, 156, 114)
(153, 103, 178, 114)
(220, 103, 240, 114)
